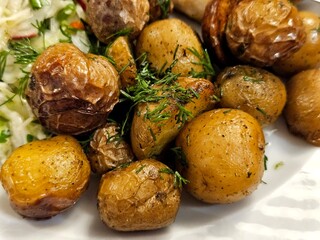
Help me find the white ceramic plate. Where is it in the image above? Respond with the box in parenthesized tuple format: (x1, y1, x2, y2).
(1, 1, 320, 239)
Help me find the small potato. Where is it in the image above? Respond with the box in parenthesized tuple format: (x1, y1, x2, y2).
(97, 159, 181, 231)
(172, 0, 210, 22)
(215, 65, 287, 126)
(0, 135, 91, 219)
(273, 11, 320, 77)
(135, 18, 208, 78)
(284, 69, 320, 146)
(176, 108, 265, 204)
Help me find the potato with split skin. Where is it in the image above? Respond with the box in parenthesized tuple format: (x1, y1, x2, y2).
(136, 18, 210, 79)
(176, 108, 265, 204)
(97, 159, 181, 231)
(215, 65, 287, 126)
(0, 135, 91, 219)
(130, 77, 217, 160)
(284, 69, 320, 146)
(26, 42, 120, 135)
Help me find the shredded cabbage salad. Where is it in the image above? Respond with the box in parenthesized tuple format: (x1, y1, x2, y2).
(0, 0, 90, 164)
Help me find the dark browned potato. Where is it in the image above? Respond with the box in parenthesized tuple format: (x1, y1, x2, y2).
(176, 108, 265, 203)
(225, 0, 306, 67)
(130, 77, 216, 160)
(284, 69, 320, 146)
(97, 159, 181, 231)
(215, 65, 287, 126)
(87, 122, 135, 174)
(86, 0, 150, 43)
(273, 11, 320, 77)
(0, 135, 91, 219)
(26, 43, 120, 135)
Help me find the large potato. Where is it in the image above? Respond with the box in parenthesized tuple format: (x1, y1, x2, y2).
(97, 159, 181, 231)
(26, 43, 120, 135)
(135, 18, 208, 78)
(0, 135, 91, 219)
(273, 11, 320, 77)
(284, 69, 320, 146)
(215, 65, 287, 126)
(130, 77, 216, 159)
(176, 108, 265, 204)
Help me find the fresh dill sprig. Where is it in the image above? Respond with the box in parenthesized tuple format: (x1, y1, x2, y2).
(0, 50, 9, 81)
(157, 0, 172, 18)
(188, 47, 215, 79)
(9, 39, 40, 65)
(16, 70, 31, 98)
(159, 168, 189, 189)
(32, 18, 50, 48)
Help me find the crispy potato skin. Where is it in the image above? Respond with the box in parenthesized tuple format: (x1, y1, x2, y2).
(97, 159, 181, 231)
(284, 69, 320, 146)
(176, 108, 265, 204)
(0, 135, 91, 219)
(215, 65, 287, 126)
(273, 11, 320, 77)
(87, 122, 134, 174)
(135, 18, 206, 78)
(226, 0, 306, 67)
(130, 77, 217, 159)
(86, 0, 150, 43)
(26, 43, 120, 135)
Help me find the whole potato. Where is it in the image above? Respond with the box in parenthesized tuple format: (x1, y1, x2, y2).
(176, 108, 265, 204)
(0, 135, 91, 219)
(97, 159, 181, 231)
(135, 18, 208, 78)
(26, 43, 120, 135)
(226, 0, 306, 67)
(273, 11, 320, 77)
(284, 69, 320, 146)
(86, 0, 150, 43)
(215, 65, 287, 126)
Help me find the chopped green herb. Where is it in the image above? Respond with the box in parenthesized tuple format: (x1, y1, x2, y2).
(0, 129, 11, 143)
(256, 107, 267, 116)
(135, 164, 146, 174)
(157, 0, 172, 18)
(9, 39, 40, 65)
(188, 48, 215, 79)
(0, 51, 9, 81)
(171, 146, 188, 168)
(264, 155, 268, 170)
(274, 161, 284, 170)
(26, 134, 38, 143)
(56, 3, 76, 22)
(159, 168, 189, 188)
(29, 0, 51, 10)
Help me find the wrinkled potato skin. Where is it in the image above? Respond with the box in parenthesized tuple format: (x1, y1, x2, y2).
(131, 77, 216, 160)
(226, 0, 306, 67)
(87, 122, 135, 174)
(273, 11, 320, 77)
(136, 18, 206, 78)
(0, 135, 90, 219)
(284, 69, 320, 146)
(202, 0, 241, 67)
(106, 36, 137, 89)
(216, 65, 287, 126)
(86, 0, 150, 43)
(176, 109, 265, 204)
(97, 159, 181, 231)
(26, 43, 120, 135)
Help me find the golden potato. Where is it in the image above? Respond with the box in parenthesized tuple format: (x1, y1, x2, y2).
(130, 77, 216, 159)
(215, 65, 287, 126)
(176, 108, 265, 204)
(0, 135, 91, 219)
(97, 159, 181, 231)
(284, 69, 320, 146)
(135, 18, 209, 78)
(273, 11, 320, 77)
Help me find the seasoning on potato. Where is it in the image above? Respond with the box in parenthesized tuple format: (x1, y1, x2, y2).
(176, 108, 265, 204)
(215, 65, 287, 126)
(284, 68, 320, 146)
(97, 159, 182, 231)
(0, 135, 91, 219)
(26, 42, 120, 135)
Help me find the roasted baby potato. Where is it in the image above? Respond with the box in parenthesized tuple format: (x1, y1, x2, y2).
(130, 77, 216, 159)
(284, 69, 320, 146)
(226, 0, 306, 67)
(172, 0, 210, 22)
(97, 159, 181, 231)
(86, 0, 150, 43)
(215, 65, 287, 126)
(0, 135, 91, 219)
(176, 108, 265, 203)
(87, 122, 135, 174)
(106, 36, 137, 89)
(136, 18, 209, 78)
(273, 11, 320, 77)
(26, 43, 120, 135)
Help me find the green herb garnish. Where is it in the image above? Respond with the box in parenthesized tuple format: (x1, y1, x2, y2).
(157, 0, 172, 18)
(159, 168, 189, 189)
(188, 47, 215, 79)
(0, 51, 9, 81)
(0, 129, 11, 143)
(29, 0, 51, 10)
(9, 39, 40, 65)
